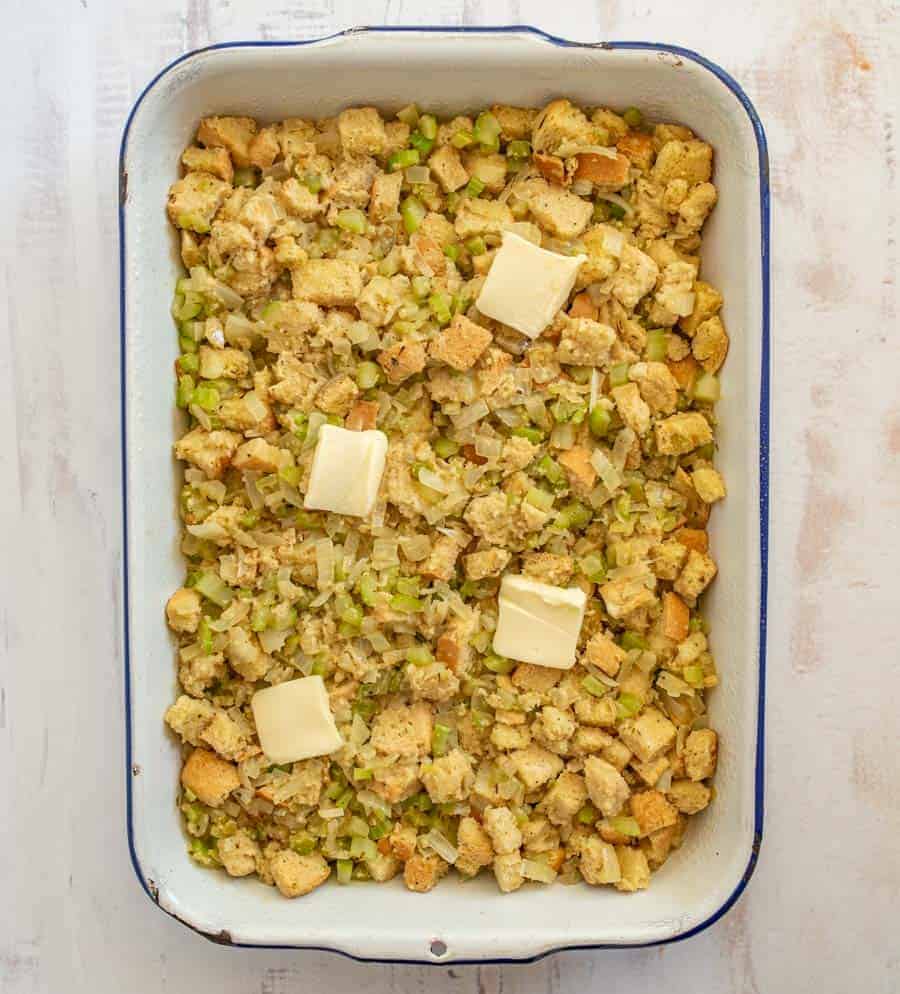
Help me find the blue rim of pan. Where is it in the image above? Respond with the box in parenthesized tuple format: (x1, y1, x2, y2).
(119, 24, 769, 964)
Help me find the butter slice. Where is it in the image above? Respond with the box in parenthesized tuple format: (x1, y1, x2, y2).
(492, 574, 587, 670)
(304, 424, 388, 518)
(251, 676, 343, 765)
(476, 231, 586, 338)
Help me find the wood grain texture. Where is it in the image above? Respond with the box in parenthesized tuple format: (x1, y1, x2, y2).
(1, 1, 898, 992)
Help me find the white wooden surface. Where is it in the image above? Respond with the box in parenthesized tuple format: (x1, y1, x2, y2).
(2, 1, 898, 992)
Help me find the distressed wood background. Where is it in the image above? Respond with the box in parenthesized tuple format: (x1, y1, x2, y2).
(2, 1, 898, 992)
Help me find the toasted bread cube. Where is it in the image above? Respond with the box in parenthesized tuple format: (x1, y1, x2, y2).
(166, 588, 202, 634)
(270, 850, 330, 898)
(667, 778, 712, 814)
(661, 591, 690, 641)
(651, 140, 713, 185)
(654, 412, 713, 456)
(428, 143, 470, 193)
(197, 115, 257, 168)
(429, 314, 493, 371)
(182, 146, 234, 183)
(337, 107, 386, 156)
(584, 756, 630, 817)
(674, 549, 717, 601)
(684, 729, 718, 781)
(291, 259, 362, 306)
(404, 853, 447, 892)
(573, 152, 630, 190)
(614, 845, 651, 892)
(180, 748, 240, 807)
(582, 631, 625, 677)
(618, 708, 677, 763)
(369, 170, 403, 221)
(377, 340, 427, 384)
(630, 789, 679, 836)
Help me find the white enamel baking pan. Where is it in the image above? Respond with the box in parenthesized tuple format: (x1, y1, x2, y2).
(120, 26, 769, 963)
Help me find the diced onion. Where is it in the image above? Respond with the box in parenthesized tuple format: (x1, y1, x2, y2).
(453, 398, 489, 429)
(417, 468, 452, 494)
(405, 165, 431, 184)
(611, 427, 636, 472)
(399, 534, 432, 561)
(315, 537, 335, 589)
(601, 227, 626, 257)
(571, 179, 593, 197)
(550, 423, 575, 449)
(522, 859, 558, 884)
(207, 600, 250, 632)
(596, 192, 635, 216)
(244, 392, 268, 422)
(318, 807, 345, 820)
(590, 448, 622, 492)
(421, 828, 458, 864)
(258, 628, 290, 653)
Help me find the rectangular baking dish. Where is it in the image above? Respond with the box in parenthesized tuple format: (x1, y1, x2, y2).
(120, 26, 769, 962)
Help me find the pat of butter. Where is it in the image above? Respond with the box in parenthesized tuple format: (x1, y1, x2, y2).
(492, 574, 587, 670)
(251, 676, 343, 764)
(476, 231, 586, 339)
(304, 424, 388, 518)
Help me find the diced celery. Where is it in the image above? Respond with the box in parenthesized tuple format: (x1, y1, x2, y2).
(577, 803, 598, 825)
(400, 196, 426, 234)
(579, 552, 607, 583)
(646, 328, 668, 361)
(396, 103, 419, 127)
(289, 831, 316, 855)
(556, 501, 591, 532)
(465, 176, 485, 198)
(451, 130, 473, 149)
(609, 815, 641, 837)
(358, 571, 378, 607)
(191, 383, 219, 411)
(473, 111, 501, 151)
(614, 493, 631, 523)
(233, 167, 258, 188)
(176, 212, 210, 234)
(176, 375, 195, 409)
(507, 140, 532, 159)
(483, 653, 515, 675)
(616, 692, 643, 719)
(551, 398, 587, 425)
(418, 114, 438, 140)
(409, 131, 434, 155)
(606, 200, 627, 221)
(620, 631, 648, 651)
(511, 426, 544, 444)
(355, 361, 381, 390)
(622, 107, 643, 129)
(683, 665, 704, 686)
(194, 571, 234, 608)
(432, 723, 452, 756)
(588, 405, 612, 438)
(295, 510, 321, 529)
(279, 464, 301, 487)
(405, 645, 434, 667)
(465, 235, 486, 256)
(581, 675, 608, 698)
(336, 859, 353, 884)
(609, 363, 631, 388)
(536, 454, 566, 488)
(694, 372, 721, 403)
(303, 172, 323, 193)
(411, 275, 432, 300)
(395, 576, 420, 596)
(429, 291, 453, 326)
(390, 593, 424, 613)
(177, 352, 199, 374)
(433, 436, 460, 459)
(388, 148, 420, 172)
(525, 488, 554, 512)
(198, 617, 213, 654)
(353, 767, 374, 782)
(335, 209, 368, 234)
(443, 243, 461, 263)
